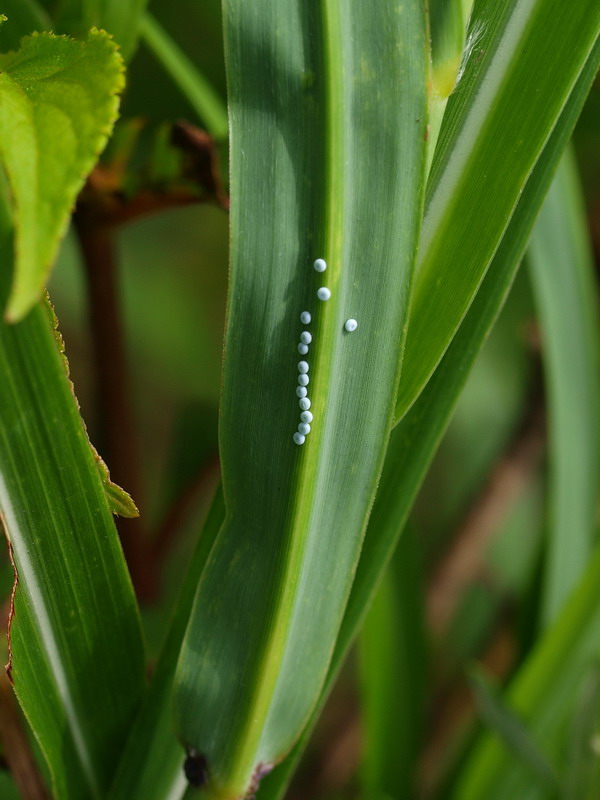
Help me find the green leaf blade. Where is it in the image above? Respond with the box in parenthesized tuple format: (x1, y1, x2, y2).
(0, 30, 124, 322)
(256, 37, 600, 800)
(454, 545, 600, 799)
(139, 12, 228, 140)
(173, 2, 429, 797)
(528, 148, 600, 625)
(0, 204, 145, 797)
(395, 0, 600, 421)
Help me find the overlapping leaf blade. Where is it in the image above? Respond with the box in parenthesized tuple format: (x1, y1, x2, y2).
(0, 196, 145, 797)
(528, 148, 600, 625)
(454, 544, 600, 799)
(172, 1, 429, 796)
(395, 0, 600, 421)
(139, 13, 228, 140)
(358, 530, 425, 799)
(257, 38, 600, 800)
(107, 488, 225, 800)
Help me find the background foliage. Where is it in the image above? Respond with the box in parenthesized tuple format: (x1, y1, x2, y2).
(0, 1, 599, 799)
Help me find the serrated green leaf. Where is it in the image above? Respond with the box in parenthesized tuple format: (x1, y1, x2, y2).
(528, 148, 600, 626)
(0, 29, 124, 322)
(0, 191, 145, 798)
(395, 0, 600, 422)
(172, 2, 429, 797)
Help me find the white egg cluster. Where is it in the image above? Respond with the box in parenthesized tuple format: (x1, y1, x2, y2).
(293, 348, 312, 444)
(293, 258, 357, 446)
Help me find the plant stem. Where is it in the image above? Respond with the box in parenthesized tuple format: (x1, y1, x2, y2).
(73, 212, 156, 601)
(0, 673, 50, 800)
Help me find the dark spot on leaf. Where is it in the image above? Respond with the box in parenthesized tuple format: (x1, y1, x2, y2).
(184, 751, 209, 788)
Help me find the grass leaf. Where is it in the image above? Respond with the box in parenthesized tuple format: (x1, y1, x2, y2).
(454, 544, 600, 799)
(528, 147, 600, 625)
(172, 1, 429, 796)
(395, 0, 600, 421)
(358, 528, 426, 799)
(0, 195, 145, 799)
(468, 666, 559, 789)
(139, 12, 228, 140)
(256, 38, 600, 800)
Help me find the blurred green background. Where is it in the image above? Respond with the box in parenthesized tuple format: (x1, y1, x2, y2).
(0, 2, 599, 797)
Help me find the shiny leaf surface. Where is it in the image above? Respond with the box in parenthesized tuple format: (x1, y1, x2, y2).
(172, 1, 429, 797)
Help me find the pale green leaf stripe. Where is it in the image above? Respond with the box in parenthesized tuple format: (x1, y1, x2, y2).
(395, 0, 600, 421)
(528, 148, 600, 626)
(139, 12, 228, 140)
(173, 1, 428, 797)
(258, 40, 600, 800)
(0, 30, 124, 322)
(0, 199, 145, 797)
(454, 544, 600, 799)
(426, 0, 474, 175)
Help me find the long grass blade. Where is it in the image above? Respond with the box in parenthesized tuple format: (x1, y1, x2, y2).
(528, 148, 600, 625)
(0, 198, 145, 798)
(395, 0, 600, 421)
(256, 39, 600, 800)
(139, 12, 228, 141)
(172, 2, 429, 796)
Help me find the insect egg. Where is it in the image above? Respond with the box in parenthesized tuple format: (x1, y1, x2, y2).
(344, 318, 358, 332)
(300, 410, 313, 423)
(298, 361, 309, 373)
(298, 373, 309, 387)
(313, 258, 327, 272)
(298, 343, 309, 355)
(300, 331, 312, 345)
(300, 311, 311, 324)
(293, 432, 306, 445)
(317, 287, 331, 301)
(299, 397, 311, 411)
(296, 385, 307, 398)
(298, 422, 311, 435)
